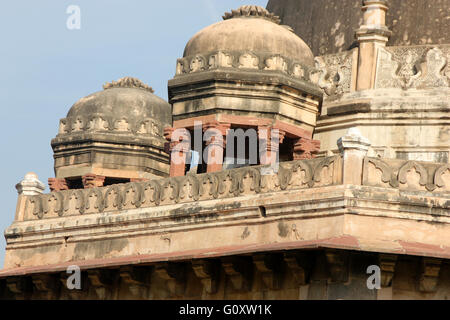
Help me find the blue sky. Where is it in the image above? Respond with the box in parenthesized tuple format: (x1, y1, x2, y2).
(0, 0, 268, 268)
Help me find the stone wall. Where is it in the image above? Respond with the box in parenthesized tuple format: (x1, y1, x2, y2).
(267, 0, 450, 56)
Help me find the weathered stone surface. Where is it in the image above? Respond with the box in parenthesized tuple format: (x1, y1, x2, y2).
(267, 0, 450, 56)
(52, 77, 171, 181)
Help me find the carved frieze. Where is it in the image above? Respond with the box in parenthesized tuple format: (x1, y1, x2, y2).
(312, 51, 354, 98)
(363, 157, 450, 192)
(175, 51, 314, 83)
(375, 45, 450, 89)
(57, 115, 164, 137)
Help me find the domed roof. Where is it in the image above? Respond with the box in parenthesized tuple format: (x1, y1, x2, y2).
(183, 5, 315, 67)
(63, 77, 172, 135)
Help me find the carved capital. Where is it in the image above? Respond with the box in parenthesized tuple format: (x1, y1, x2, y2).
(82, 174, 105, 189)
(293, 138, 321, 160)
(48, 178, 69, 192)
(164, 127, 191, 153)
(356, 0, 391, 43)
(203, 121, 230, 148)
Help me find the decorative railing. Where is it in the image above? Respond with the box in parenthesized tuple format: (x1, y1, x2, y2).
(25, 156, 342, 221)
(363, 157, 450, 192)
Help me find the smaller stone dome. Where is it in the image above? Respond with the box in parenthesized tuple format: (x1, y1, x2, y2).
(63, 77, 171, 136)
(183, 5, 314, 67)
(51, 77, 172, 182)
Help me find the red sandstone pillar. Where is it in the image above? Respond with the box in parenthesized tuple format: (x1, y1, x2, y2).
(164, 127, 191, 177)
(203, 122, 230, 173)
(258, 126, 285, 165)
(292, 138, 321, 160)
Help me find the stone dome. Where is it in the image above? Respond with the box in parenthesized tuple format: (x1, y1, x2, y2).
(52, 77, 171, 181)
(63, 77, 172, 136)
(183, 5, 315, 67)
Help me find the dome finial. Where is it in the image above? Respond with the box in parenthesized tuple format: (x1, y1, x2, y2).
(222, 5, 281, 24)
(103, 77, 154, 93)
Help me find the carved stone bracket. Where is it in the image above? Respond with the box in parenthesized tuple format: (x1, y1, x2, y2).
(253, 254, 283, 290)
(6, 277, 27, 297)
(192, 260, 220, 294)
(87, 270, 114, 300)
(293, 138, 321, 160)
(379, 254, 397, 287)
(221, 257, 253, 292)
(283, 252, 312, 286)
(154, 263, 186, 297)
(32, 274, 58, 299)
(419, 258, 442, 293)
(119, 266, 149, 298)
(325, 250, 349, 283)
